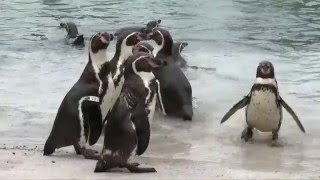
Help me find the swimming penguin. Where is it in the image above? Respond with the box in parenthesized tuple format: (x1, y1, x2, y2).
(59, 22, 85, 46)
(114, 19, 161, 38)
(94, 53, 162, 173)
(43, 32, 113, 159)
(220, 61, 305, 145)
(100, 31, 145, 123)
(172, 42, 188, 67)
(147, 28, 193, 121)
(132, 41, 154, 55)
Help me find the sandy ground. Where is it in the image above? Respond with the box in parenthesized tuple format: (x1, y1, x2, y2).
(1, 108, 320, 179)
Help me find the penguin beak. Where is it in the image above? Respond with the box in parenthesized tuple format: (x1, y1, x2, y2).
(146, 32, 154, 40)
(100, 32, 112, 44)
(136, 33, 146, 42)
(146, 56, 160, 68)
(261, 65, 270, 74)
(138, 33, 147, 41)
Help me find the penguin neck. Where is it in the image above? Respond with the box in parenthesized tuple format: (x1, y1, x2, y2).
(154, 36, 173, 57)
(254, 77, 277, 87)
(132, 61, 155, 88)
(172, 45, 180, 59)
(89, 48, 108, 71)
(111, 41, 133, 68)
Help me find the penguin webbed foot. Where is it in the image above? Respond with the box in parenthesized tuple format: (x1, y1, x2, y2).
(119, 162, 139, 167)
(74, 145, 99, 160)
(81, 148, 100, 160)
(124, 163, 156, 173)
(241, 127, 253, 142)
(270, 131, 283, 147)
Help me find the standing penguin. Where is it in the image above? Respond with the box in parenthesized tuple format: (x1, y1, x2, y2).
(172, 42, 188, 67)
(59, 22, 84, 46)
(94, 53, 162, 173)
(43, 32, 113, 159)
(100, 31, 145, 123)
(147, 28, 193, 121)
(220, 61, 305, 145)
(114, 19, 161, 38)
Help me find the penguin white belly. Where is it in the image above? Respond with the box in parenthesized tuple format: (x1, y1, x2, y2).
(147, 96, 157, 124)
(246, 90, 281, 132)
(100, 75, 115, 120)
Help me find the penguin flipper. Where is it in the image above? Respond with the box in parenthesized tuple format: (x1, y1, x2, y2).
(279, 97, 305, 133)
(81, 96, 103, 145)
(220, 96, 250, 124)
(131, 103, 150, 156)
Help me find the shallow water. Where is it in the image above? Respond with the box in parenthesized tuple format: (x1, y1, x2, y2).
(1, 0, 320, 177)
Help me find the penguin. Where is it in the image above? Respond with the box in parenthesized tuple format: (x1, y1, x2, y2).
(147, 28, 193, 121)
(94, 52, 163, 173)
(132, 41, 154, 55)
(114, 19, 161, 38)
(100, 31, 145, 123)
(220, 61, 305, 146)
(43, 32, 114, 159)
(172, 42, 188, 67)
(59, 22, 85, 46)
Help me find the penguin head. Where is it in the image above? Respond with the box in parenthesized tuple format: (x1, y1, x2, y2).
(117, 31, 145, 47)
(90, 32, 114, 53)
(147, 28, 173, 53)
(132, 41, 154, 55)
(256, 61, 275, 78)
(145, 19, 161, 33)
(179, 42, 188, 53)
(133, 53, 161, 73)
(59, 23, 66, 28)
(147, 28, 164, 45)
(124, 52, 163, 77)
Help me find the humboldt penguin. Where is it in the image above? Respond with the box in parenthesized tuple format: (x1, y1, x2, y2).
(100, 31, 145, 123)
(59, 22, 84, 46)
(94, 52, 163, 173)
(220, 61, 305, 146)
(147, 28, 193, 121)
(43, 32, 113, 159)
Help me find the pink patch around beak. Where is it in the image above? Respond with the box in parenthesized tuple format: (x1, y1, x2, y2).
(100, 35, 108, 44)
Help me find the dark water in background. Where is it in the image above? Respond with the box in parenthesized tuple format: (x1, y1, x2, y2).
(0, 0, 320, 165)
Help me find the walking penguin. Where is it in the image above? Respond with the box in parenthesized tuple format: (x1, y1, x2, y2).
(220, 61, 305, 146)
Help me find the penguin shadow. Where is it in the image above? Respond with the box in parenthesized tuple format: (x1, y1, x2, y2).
(238, 138, 306, 173)
(226, 130, 306, 173)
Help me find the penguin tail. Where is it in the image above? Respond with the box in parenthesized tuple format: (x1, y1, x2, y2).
(43, 137, 56, 156)
(182, 104, 193, 121)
